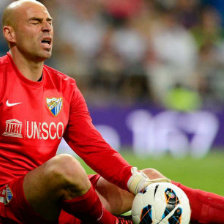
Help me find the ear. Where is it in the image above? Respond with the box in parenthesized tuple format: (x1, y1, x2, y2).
(3, 26, 16, 44)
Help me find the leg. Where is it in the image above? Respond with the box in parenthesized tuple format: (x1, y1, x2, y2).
(58, 174, 134, 224)
(95, 168, 224, 224)
(23, 154, 91, 221)
(23, 154, 118, 224)
(95, 168, 165, 215)
(173, 181, 224, 224)
(95, 176, 134, 215)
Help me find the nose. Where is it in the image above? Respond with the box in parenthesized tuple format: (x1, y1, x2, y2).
(42, 21, 52, 32)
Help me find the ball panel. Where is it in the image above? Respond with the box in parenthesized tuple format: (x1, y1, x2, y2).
(131, 183, 191, 224)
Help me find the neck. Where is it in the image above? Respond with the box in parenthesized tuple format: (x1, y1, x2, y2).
(9, 50, 44, 82)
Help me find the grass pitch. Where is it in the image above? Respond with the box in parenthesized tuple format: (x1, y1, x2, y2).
(79, 150, 224, 196)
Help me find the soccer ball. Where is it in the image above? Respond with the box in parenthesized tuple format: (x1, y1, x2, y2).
(132, 182, 191, 224)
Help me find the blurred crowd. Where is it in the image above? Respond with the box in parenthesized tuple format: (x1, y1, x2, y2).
(1, 0, 224, 109)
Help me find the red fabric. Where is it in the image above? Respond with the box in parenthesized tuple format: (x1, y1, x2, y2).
(59, 211, 81, 224)
(62, 185, 116, 224)
(59, 174, 101, 224)
(0, 177, 56, 224)
(0, 53, 132, 190)
(103, 0, 143, 18)
(0, 174, 101, 224)
(172, 181, 224, 224)
(88, 174, 101, 188)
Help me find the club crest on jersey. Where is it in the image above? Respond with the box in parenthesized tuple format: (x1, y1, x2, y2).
(0, 185, 13, 205)
(46, 98, 63, 116)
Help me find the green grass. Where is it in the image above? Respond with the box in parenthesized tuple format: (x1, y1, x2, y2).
(78, 150, 224, 196)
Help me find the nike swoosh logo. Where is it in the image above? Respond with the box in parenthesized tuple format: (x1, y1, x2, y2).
(6, 100, 22, 107)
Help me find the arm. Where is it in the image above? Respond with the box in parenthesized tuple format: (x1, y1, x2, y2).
(63, 82, 169, 193)
(63, 84, 132, 190)
(0, 64, 6, 103)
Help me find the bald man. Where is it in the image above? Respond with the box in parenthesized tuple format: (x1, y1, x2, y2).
(0, 1, 167, 223)
(0, 1, 224, 224)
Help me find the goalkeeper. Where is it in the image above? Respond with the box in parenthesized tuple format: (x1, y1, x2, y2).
(0, 1, 223, 224)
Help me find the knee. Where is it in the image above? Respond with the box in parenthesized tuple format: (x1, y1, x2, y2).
(142, 168, 167, 179)
(43, 154, 90, 196)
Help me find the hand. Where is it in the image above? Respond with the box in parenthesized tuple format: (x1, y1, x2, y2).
(127, 167, 170, 195)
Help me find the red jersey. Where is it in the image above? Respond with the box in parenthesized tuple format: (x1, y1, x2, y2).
(0, 53, 132, 190)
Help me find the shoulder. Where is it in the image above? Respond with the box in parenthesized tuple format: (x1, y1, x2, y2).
(0, 54, 9, 68)
(0, 55, 9, 100)
(43, 64, 78, 94)
(43, 65, 87, 109)
(0, 55, 9, 80)
(43, 65, 81, 102)
(43, 65, 77, 86)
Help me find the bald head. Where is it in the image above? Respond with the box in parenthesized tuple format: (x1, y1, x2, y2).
(2, 0, 45, 28)
(2, 0, 53, 61)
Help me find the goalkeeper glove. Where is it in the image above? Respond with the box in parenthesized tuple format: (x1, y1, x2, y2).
(127, 167, 171, 195)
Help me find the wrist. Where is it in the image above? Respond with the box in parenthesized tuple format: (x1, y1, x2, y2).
(127, 167, 149, 194)
(127, 167, 171, 195)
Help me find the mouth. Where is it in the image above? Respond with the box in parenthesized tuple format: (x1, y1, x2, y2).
(41, 37, 52, 49)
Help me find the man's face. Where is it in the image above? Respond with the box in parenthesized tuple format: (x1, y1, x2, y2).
(13, 2, 53, 61)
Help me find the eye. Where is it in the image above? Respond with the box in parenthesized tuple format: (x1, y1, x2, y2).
(31, 22, 39, 25)
(47, 20, 53, 26)
(29, 18, 42, 25)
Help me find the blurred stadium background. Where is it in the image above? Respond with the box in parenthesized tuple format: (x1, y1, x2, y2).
(1, 0, 224, 194)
